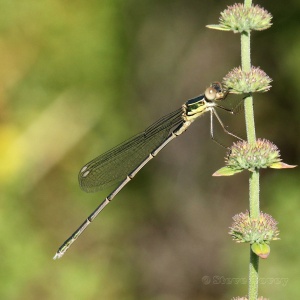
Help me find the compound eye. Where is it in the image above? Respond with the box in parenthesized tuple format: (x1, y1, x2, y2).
(205, 87, 217, 101)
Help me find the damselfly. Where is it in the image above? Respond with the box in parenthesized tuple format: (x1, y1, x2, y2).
(54, 82, 240, 259)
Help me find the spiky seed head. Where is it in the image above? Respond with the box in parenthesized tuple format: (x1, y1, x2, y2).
(207, 4, 272, 33)
(223, 66, 272, 94)
(229, 210, 279, 245)
(213, 139, 296, 176)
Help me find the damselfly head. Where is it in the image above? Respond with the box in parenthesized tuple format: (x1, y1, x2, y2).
(205, 82, 226, 101)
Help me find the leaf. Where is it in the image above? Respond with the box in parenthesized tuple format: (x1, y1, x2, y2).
(251, 243, 270, 259)
(269, 162, 297, 169)
(206, 24, 231, 31)
(212, 167, 243, 176)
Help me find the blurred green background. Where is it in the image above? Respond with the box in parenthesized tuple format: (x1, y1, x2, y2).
(1, 1, 300, 299)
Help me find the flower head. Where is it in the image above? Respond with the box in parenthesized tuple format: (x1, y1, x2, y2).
(213, 139, 296, 176)
(229, 211, 279, 244)
(207, 4, 272, 33)
(223, 66, 272, 94)
(229, 211, 279, 258)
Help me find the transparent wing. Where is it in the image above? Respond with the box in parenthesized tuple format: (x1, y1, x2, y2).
(217, 95, 244, 115)
(79, 107, 184, 193)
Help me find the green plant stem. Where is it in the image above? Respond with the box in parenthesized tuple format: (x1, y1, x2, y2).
(244, 0, 252, 9)
(241, 27, 256, 145)
(244, 95, 256, 142)
(248, 246, 259, 299)
(249, 171, 260, 218)
(248, 171, 260, 299)
(240, 1, 260, 298)
(241, 32, 251, 73)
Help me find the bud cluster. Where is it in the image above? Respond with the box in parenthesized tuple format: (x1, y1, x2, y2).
(229, 210, 279, 259)
(213, 139, 296, 176)
(223, 66, 272, 94)
(229, 211, 279, 244)
(207, 4, 272, 33)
